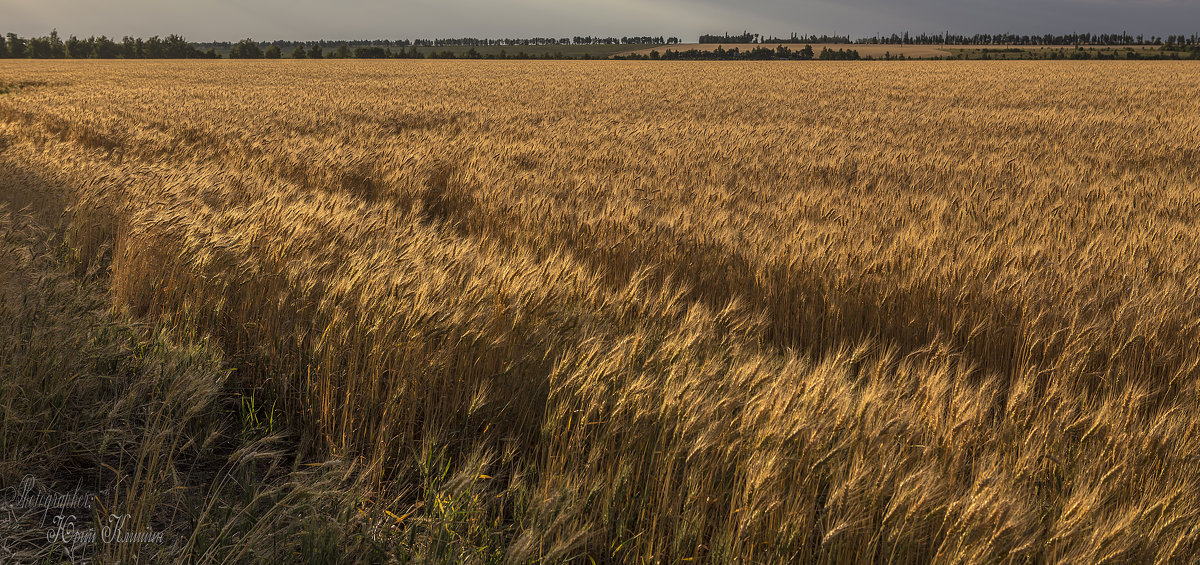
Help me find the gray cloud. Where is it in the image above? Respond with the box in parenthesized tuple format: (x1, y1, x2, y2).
(2, 0, 1197, 41)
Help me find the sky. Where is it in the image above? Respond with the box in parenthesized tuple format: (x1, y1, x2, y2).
(3, 0, 1198, 42)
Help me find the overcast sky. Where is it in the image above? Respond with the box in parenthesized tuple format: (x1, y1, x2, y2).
(4, 0, 1198, 42)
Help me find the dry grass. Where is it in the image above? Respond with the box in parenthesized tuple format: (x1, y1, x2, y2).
(2, 59, 1200, 563)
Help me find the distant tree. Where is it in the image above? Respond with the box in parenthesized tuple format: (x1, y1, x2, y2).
(94, 36, 120, 58)
(7, 33, 27, 58)
(307, 43, 323, 58)
(67, 35, 91, 58)
(746, 46, 774, 59)
(699, 31, 757, 44)
(0, 34, 6, 58)
(48, 30, 66, 58)
(229, 39, 263, 59)
(354, 46, 388, 58)
(817, 46, 859, 60)
(335, 43, 350, 58)
(291, 45, 306, 58)
(144, 36, 165, 58)
(120, 36, 137, 58)
(163, 34, 197, 58)
(800, 44, 814, 59)
(264, 45, 282, 59)
(28, 36, 53, 58)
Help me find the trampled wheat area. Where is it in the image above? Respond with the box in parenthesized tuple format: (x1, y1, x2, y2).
(2, 60, 1200, 563)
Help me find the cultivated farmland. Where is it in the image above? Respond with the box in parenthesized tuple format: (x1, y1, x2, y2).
(2, 60, 1200, 563)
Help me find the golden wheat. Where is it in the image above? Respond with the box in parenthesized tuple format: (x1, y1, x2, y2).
(2, 59, 1200, 562)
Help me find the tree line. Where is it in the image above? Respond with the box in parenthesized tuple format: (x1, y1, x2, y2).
(409, 36, 681, 46)
(200, 36, 679, 54)
(1, 31, 217, 58)
(698, 32, 854, 44)
(964, 47, 1200, 60)
(0, 31, 683, 59)
(857, 32, 1195, 46)
(225, 40, 622, 60)
(702, 30, 1200, 46)
(764, 33, 853, 44)
(617, 45, 862, 61)
(3, 29, 1197, 60)
(618, 44, 1199, 61)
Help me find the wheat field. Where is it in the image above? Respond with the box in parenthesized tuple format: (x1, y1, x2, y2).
(2, 60, 1200, 563)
